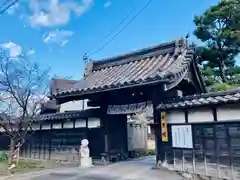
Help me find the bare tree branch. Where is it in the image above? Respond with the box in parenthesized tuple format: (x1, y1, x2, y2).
(0, 49, 50, 165)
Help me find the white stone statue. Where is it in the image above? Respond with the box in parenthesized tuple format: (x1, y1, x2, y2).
(79, 139, 92, 167)
(80, 139, 90, 158)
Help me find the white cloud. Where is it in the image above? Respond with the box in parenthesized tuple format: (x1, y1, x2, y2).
(27, 49, 35, 55)
(43, 29, 74, 46)
(104, 1, 112, 8)
(0, 42, 22, 57)
(60, 40, 69, 46)
(29, 0, 93, 27)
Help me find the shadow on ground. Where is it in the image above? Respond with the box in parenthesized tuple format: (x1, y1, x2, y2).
(32, 156, 183, 180)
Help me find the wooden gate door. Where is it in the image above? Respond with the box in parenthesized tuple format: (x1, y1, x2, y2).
(88, 128, 105, 158)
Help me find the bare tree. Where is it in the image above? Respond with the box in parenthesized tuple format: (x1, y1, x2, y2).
(0, 51, 50, 166)
(131, 106, 153, 124)
(132, 112, 149, 123)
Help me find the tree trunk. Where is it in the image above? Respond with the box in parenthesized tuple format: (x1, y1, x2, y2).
(219, 60, 228, 83)
(8, 138, 15, 165)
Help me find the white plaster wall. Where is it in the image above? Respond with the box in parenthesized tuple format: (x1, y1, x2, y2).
(75, 119, 86, 128)
(88, 118, 100, 128)
(60, 100, 85, 112)
(63, 121, 74, 129)
(32, 123, 40, 130)
(59, 99, 99, 112)
(188, 108, 214, 123)
(167, 110, 185, 124)
(52, 123, 62, 129)
(41, 124, 51, 130)
(217, 104, 240, 121)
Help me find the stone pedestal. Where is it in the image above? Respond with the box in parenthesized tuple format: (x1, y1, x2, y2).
(80, 157, 92, 167)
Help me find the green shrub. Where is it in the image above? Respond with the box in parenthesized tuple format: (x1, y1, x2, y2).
(134, 149, 146, 157)
(209, 83, 233, 92)
(0, 151, 8, 162)
(134, 149, 156, 157)
(146, 149, 155, 155)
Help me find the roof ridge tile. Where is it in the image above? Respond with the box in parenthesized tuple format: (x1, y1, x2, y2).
(53, 38, 203, 98)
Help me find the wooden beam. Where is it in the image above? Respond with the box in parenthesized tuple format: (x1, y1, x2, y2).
(184, 110, 188, 123)
(87, 100, 101, 107)
(212, 107, 217, 122)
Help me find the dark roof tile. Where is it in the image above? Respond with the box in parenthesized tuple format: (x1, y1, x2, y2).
(41, 99, 59, 111)
(157, 88, 240, 110)
(40, 108, 101, 121)
(51, 78, 80, 95)
(54, 38, 198, 97)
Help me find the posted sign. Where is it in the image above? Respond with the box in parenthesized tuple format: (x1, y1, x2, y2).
(161, 112, 168, 142)
(171, 125, 193, 148)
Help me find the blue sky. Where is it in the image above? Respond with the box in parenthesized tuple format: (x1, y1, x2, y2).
(0, 0, 221, 79)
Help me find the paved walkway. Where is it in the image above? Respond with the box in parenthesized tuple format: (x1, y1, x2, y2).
(4, 156, 184, 180)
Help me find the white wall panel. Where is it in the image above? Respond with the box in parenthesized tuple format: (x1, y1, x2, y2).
(188, 108, 213, 123)
(32, 123, 40, 130)
(60, 99, 99, 112)
(60, 100, 85, 112)
(41, 124, 51, 130)
(63, 121, 74, 129)
(167, 110, 185, 124)
(75, 119, 86, 128)
(217, 105, 240, 121)
(88, 118, 100, 128)
(52, 123, 62, 129)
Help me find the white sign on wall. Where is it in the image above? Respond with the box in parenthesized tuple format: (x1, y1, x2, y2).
(171, 125, 193, 149)
(107, 102, 153, 115)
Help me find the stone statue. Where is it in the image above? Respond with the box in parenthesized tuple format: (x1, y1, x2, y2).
(79, 139, 92, 167)
(80, 139, 89, 158)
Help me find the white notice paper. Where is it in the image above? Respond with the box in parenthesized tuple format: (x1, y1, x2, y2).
(171, 125, 193, 148)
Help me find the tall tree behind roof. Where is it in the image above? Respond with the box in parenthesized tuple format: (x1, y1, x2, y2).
(193, 0, 240, 83)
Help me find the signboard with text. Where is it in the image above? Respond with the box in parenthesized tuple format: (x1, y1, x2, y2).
(161, 112, 168, 142)
(107, 102, 153, 115)
(171, 125, 193, 148)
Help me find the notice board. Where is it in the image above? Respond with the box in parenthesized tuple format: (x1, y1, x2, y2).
(171, 125, 193, 148)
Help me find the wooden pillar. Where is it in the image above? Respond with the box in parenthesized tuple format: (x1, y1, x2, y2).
(38, 131, 41, 159)
(123, 115, 128, 156)
(151, 87, 182, 165)
(151, 86, 165, 164)
(153, 103, 163, 163)
(101, 105, 109, 153)
(48, 124, 53, 160)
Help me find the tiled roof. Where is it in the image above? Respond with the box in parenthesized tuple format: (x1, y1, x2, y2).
(54, 38, 199, 98)
(157, 89, 240, 110)
(50, 78, 80, 95)
(40, 108, 101, 121)
(41, 99, 59, 110)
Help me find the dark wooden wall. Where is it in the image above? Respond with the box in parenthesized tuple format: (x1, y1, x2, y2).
(160, 122, 240, 172)
(14, 110, 129, 160)
(105, 114, 128, 154)
(0, 134, 10, 151)
(20, 127, 106, 159)
(156, 104, 240, 169)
